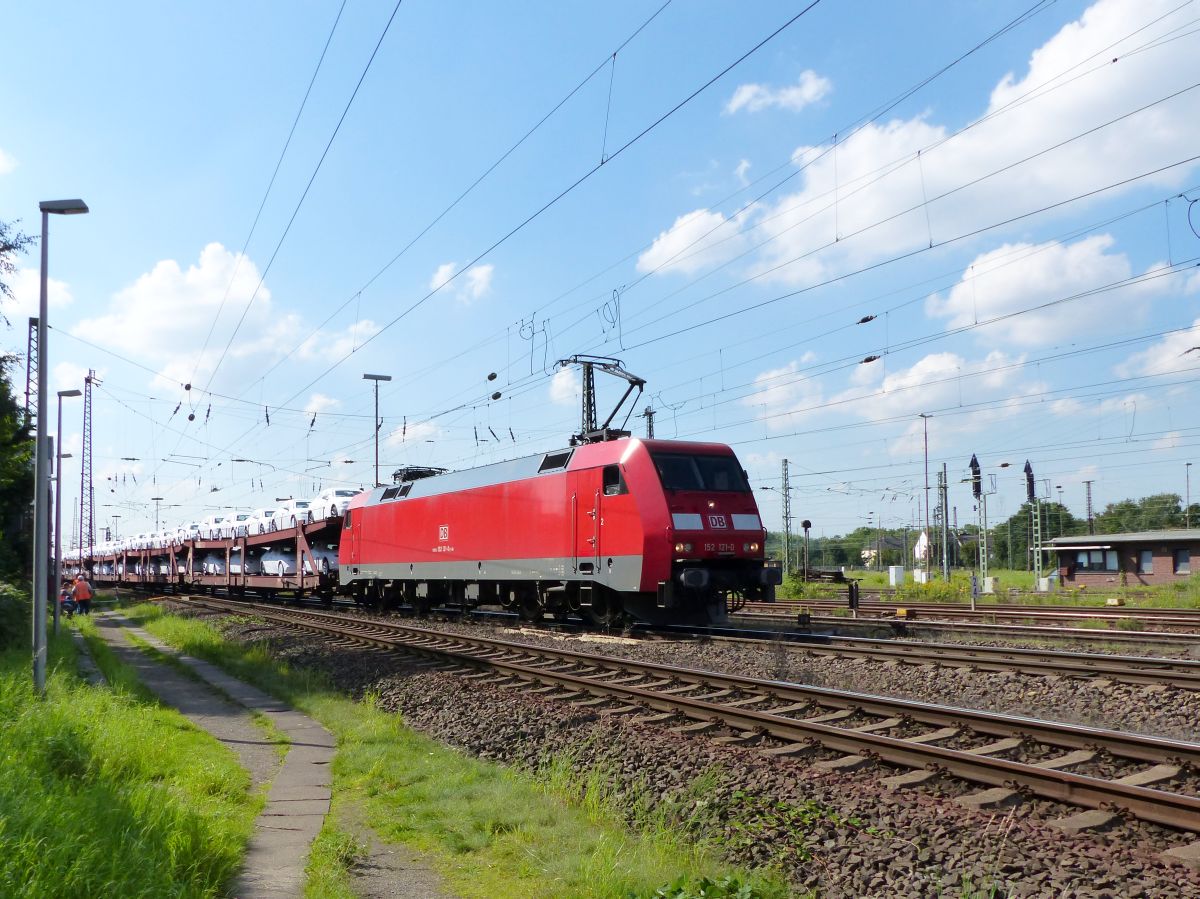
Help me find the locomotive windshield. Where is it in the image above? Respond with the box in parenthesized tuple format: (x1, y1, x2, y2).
(651, 453, 750, 492)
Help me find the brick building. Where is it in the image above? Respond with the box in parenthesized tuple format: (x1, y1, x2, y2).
(1048, 531, 1200, 587)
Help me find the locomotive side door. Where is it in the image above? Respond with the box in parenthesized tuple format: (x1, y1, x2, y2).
(572, 467, 604, 581)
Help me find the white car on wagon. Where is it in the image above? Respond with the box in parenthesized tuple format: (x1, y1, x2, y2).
(311, 487, 362, 520)
(268, 500, 314, 531)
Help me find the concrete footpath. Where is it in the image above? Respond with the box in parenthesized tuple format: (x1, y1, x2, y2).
(91, 612, 335, 898)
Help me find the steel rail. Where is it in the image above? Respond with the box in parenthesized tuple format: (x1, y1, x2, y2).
(642, 624, 1200, 690)
(735, 611, 1200, 645)
(176, 596, 1200, 831)
(749, 600, 1200, 628)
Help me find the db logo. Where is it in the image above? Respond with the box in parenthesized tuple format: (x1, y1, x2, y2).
(708, 515, 727, 529)
(438, 525, 449, 541)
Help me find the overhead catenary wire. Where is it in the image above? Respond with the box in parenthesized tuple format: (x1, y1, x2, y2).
(73, 4, 1200, 529)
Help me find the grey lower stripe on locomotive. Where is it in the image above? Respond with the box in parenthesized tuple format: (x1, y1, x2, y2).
(342, 555, 644, 593)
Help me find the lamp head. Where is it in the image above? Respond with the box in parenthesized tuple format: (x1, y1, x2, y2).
(39, 199, 89, 215)
(57, 389, 82, 398)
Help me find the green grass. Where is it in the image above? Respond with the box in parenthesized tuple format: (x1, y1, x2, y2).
(781, 567, 1200, 611)
(304, 815, 365, 899)
(126, 603, 792, 899)
(0, 620, 258, 898)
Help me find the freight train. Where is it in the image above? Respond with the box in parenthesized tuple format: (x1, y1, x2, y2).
(83, 436, 779, 625)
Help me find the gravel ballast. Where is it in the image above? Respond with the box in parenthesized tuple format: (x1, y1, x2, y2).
(200, 610, 1200, 899)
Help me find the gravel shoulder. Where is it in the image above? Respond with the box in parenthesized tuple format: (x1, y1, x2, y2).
(390, 617, 1200, 742)
(214, 613, 1200, 899)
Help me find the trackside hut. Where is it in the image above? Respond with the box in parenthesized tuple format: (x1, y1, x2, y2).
(1049, 531, 1200, 587)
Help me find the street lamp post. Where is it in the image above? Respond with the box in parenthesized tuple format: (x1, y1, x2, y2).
(363, 373, 392, 487)
(53, 389, 81, 635)
(151, 496, 164, 531)
(32, 198, 88, 695)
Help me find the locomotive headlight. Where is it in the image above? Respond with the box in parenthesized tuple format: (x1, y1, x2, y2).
(674, 542, 693, 554)
(749, 542, 760, 552)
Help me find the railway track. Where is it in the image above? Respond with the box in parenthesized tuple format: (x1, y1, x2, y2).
(174, 595, 1200, 836)
(733, 609, 1200, 646)
(750, 599, 1200, 630)
(643, 623, 1200, 690)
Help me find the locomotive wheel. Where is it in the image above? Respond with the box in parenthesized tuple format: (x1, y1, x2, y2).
(584, 590, 623, 627)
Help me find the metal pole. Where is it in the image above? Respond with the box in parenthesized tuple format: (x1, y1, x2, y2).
(1187, 463, 1192, 529)
(781, 459, 792, 573)
(940, 464, 950, 581)
(53, 399, 63, 635)
(980, 492, 989, 581)
(32, 209, 49, 694)
(920, 413, 931, 577)
(363, 373, 392, 487)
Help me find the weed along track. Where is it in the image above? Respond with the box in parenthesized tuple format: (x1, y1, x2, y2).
(176, 595, 1200, 844)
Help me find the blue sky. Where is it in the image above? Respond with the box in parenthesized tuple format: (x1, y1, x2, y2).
(3, 0, 1199, 546)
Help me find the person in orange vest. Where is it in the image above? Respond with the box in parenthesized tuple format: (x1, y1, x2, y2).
(72, 574, 94, 616)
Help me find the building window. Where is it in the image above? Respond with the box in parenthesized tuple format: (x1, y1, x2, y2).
(1175, 549, 1191, 575)
(1139, 550, 1153, 575)
(1075, 550, 1118, 572)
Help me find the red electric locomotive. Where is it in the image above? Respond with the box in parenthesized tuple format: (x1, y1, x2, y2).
(340, 437, 780, 624)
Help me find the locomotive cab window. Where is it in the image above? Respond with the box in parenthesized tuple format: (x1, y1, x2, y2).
(602, 465, 626, 496)
(651, 453, 750, 492)
(343, 508, 353, 527)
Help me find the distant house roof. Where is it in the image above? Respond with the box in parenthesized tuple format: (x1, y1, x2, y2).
(1048, 530, 1200, 547)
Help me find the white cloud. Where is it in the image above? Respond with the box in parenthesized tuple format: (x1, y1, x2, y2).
(8, 266, 74, 323)
(303, 393, 339, 415)
(70, 242, 305, 392)
(549, 367, 580, 406)
(73, 245, 387, 395)
(740, 360, 823, 429)
(636, 208, 752, 275)
(744, 0, 1200, 286)
(1118, 318, 1200, 377)
(429, 262, 455, 292)
(725, 70, 832, 114)
(0, 148, 15, 175)
(428, 261, 494, 304)
(296, 318, 381, 363)
(385, 420, 440, 447)
(464, 264, 494, 301)
(734, 159, 751, 186)
(926, 234, 1155, 346)
(1153, 431, 1182, 450)
(51, 361, 91, 396)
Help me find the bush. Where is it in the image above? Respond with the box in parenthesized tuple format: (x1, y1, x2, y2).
(0, 581, 28, 649)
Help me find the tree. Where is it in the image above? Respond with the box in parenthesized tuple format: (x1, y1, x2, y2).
(0, 355, 32, 577)
(0, 219, 35, 324)
(1095, 494, 1184, 533)
(992, 502, 1081, 570)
